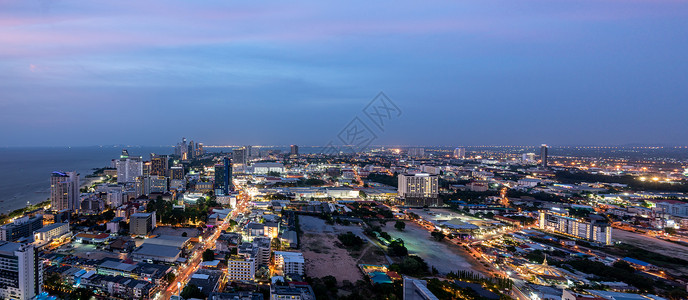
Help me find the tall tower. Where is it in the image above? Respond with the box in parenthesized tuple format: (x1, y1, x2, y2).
(453, 147, 465, 159)
(223, 157, 233, 193)
(0, 242, 43, 300)
(50, 171, 79, 212)
(116, 150, 143, 183)
(540, 144, 549, 168)
(150, 154, 169, 176)
(291, 145, 299, 156)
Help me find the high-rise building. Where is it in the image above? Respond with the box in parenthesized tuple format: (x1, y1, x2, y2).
(522, 152, 537, 163)
(130, 212, 156, 236)
(540, 144, 549, 167)
(50, 171, 80, 212)
(223, 157, 233, 194)
(233, 148, 247, 165)
(0, 242, 43, 300)
(150, 154, 169, 177)
(407, 147, 425, 158)
(214, 157, 233, 195)
(539, 210, 612, 245)
(142, 161, 152, 177)
(453, 147, 465, 159)
(226, 256, 255, 282)
(175, 138, 189, 160)
(291, 145, 299, 156)
(0, 215, 43, 242)
(398, 173, 439, 206)
(188, 140, 196, 160)
(273, 251, 305, 276)
(195, 142, 204, 157)
(170, 166, 185, 180)
(116, 150, 143, 183)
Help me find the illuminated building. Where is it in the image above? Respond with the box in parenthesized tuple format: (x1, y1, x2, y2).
(0, 215, 43, 242)
(522, 152, 536, 163)
(116, 150, 143, 183)
(291, 145, 299, 156)
(170, 166, 184, 180)
(50, 171, 79, 212)
(233, 148, 246, 165)
(540, 144, 549, 167)
(407, 147, 425, 158)
(226, 256, 255, 282)
(453, 147, 465, 159)
(130, 212, 156, 236)
(214, 157, 233, 195)
(538, 210, 612, 245)
(273, 251, 305, 276)
(33, 222, 69, 244)
(398, 173, 439, 206)
(150, 154, 169, 176)
(0, 242, 42, 300)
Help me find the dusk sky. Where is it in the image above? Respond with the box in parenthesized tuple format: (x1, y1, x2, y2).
(1, 0, 687, 147)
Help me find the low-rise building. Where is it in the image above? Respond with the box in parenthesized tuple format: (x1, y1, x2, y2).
(273, 251, 305, 276)
(226, 256, 255, 282)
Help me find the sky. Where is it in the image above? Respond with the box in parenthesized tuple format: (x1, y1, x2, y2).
(1, 0, 687, 147)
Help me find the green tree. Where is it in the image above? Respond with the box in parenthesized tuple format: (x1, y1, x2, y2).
(68, 288, 95, 300)
(202, 249, 216, 261)
(181, 284, 206, 299)
(164, 272, 176, 283)
(394, 220, 406, 231)
(431, 230, 445, 241)
(388, 239, 408, 256)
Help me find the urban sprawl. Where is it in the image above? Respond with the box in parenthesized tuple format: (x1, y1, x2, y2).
(4, 139, 688, 300)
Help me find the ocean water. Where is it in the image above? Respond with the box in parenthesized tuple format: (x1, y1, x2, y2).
(0, 145, 325, 214)
(0, 146, 172, 214)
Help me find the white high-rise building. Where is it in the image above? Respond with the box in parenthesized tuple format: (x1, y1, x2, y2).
(398, 173, 439, 206)
(453, 147, 466, 159)
(50, 171, 80, 212)
(116, 150, 143, 184)
(0, 242, 43, 300)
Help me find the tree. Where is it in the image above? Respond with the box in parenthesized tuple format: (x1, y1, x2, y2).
(338, 232, 364, 249)
(69, 288, 95, 300)
(181, 284, 206, 299)
(394, 221, 406, 231)
(359, 190, 367, 199)
(431, 230, 445, 241)
(164, 272, 176, 283)
(379, 231, 392, 241)
(202, 249, 215, 261)
(664, 227, 677, 235)
(388, 239, 408, 256)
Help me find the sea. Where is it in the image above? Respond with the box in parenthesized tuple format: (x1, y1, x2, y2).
(0, 146, 173, 214)
(0, 145, 325, 214)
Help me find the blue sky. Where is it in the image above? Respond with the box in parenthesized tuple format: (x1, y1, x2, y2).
(1, 0, 687, 146)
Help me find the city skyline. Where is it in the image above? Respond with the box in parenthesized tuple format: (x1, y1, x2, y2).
(2, 0, 688, 147)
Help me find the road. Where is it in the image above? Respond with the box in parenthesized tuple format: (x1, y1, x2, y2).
(159, 190, 250, 299)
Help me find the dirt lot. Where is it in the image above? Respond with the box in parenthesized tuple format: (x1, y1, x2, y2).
(299, 215, 384, 282)
(613, 229, 688, 275)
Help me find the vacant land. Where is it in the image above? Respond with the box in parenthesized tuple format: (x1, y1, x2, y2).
(612, 229, 688, 275)
(387, 221, 486, 275)
(300, 215, 385, 282)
